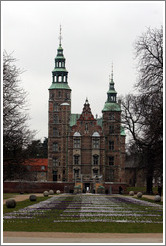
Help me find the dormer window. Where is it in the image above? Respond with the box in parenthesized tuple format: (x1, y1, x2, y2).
(93, 138, 99, 149)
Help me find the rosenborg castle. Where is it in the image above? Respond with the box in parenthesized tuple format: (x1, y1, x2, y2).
(47, 31, 126, 193)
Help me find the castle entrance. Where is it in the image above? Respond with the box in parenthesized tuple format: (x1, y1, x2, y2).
(84, 183, 90, 193)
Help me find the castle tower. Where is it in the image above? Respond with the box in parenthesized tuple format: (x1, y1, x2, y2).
(102, 65, 125, 183)
(48, 27, 71, 181)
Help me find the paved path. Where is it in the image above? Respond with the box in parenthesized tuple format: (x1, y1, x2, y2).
(3, 232, 163, 243)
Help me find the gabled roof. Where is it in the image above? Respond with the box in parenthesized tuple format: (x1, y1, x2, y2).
(24, 159, 48, 172)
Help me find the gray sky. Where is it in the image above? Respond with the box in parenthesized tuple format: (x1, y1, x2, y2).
(2, 1, 164, 140)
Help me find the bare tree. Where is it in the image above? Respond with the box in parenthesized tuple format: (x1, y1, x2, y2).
(121, 26, 163, 194)
(3, 51, 35, 181)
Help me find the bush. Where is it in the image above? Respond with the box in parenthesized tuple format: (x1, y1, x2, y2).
(6, 198, 16, 208)
(29, 195, 37, 201)
(129, 191, 134, 196)
(43, 191, 49, 197)
(154, 195, 161, 202)
(49, 190, 54, 195)
(137, 192, 143, 198)
(56, 190, 61, 194)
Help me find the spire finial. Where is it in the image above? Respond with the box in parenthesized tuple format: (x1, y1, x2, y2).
(59, 25, 62, 46)
(111, 62, 113, 80)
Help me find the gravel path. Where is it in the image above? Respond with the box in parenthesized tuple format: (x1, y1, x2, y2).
(3, 232, 163, 243)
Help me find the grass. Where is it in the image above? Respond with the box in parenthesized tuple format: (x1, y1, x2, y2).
(3, 194, 163, 233)
(135, 196, 163, 205)
(3, 196, 50, 214)
(126, 186, 160, 194)
(3, 221, 163, 233)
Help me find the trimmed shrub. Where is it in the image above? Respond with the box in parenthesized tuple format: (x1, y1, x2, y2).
(56, 190, 61, 194)
(29, 195, 37, 201)
(6, 198, 16, 208)
(154, 195, 161, 202)
(49, 190, 54, 195)
(129, 191, 134, 196)
(43, 191, 49, 197)
(137, 192, 143, 198)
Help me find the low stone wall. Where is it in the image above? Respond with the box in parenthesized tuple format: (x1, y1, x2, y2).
(3, 181, 127, 194)
(3, 181, 75, 194)
(104, 183, 127, 194)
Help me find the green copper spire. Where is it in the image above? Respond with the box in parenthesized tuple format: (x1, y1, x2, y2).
(50, 26, 70, 89)
(102, 64, 121, 112)
(107, 63, 117, 103)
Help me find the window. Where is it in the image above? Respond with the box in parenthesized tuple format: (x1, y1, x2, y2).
(109, 141, 114, 150)
(53, 171, 57, 181)
(53, 158, 58, 167)
(50, 93, 54, 100)
(41, 166, 45, 170)
(53, 103, 59, 111)
(93, 138, 99, 148)
(93, 169, 98, 176)
(109, 113, 114, 120)
(53, 128, 59, 137)
(74, 155, 80, 165)
(109, 156, 114, 165)
(54, 115, 59, 124)
(53, 143, 58, 152)
(93, 155, 99, 165)
(58, 91, 61, 98)
(74, 169, 79, 177)
(85, 123, 88, 131)
(109, 125, 114, 134)
(74, 138, 80, 148)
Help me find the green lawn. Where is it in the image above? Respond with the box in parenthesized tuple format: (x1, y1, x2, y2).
(135, 197, 163, 205)
(3, 221, 163, 233)
(126, 186, 160, 194)
(3, 194, 163, 233)
(3, 197, 50, 214)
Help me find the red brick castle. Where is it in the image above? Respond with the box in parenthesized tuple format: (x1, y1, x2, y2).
(48, 29, 126, 193)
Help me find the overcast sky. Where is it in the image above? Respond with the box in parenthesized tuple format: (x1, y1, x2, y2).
(2, 1, 164, 141)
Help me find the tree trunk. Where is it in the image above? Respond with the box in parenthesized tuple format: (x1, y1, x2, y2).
(146, 176, 153, 194)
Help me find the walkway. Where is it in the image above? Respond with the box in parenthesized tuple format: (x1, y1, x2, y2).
(3, 232, 163, 243)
